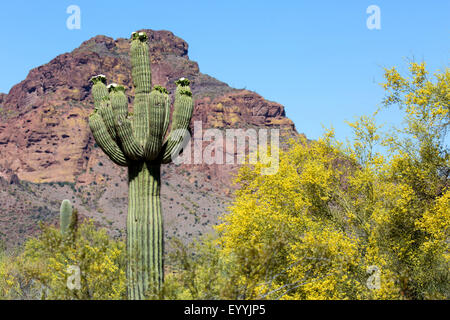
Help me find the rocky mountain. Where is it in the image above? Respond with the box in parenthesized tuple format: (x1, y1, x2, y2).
(0, 29, 297, 248)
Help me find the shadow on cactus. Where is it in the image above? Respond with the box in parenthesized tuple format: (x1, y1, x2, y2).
(88, 31, 194, 299)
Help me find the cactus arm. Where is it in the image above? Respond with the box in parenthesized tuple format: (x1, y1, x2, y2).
(89, 112, 128, 166)
(89, 76, 128, 166)
(160, 79, 194, 163)
(116, 116, 144, 160)
(91, 75, 108, 109)
(144, 87, 169, 160)
(98, 99, 117, 141)
(162, 94, 171, 138)
(131, 32, 152, 144)
(130, 32, 152, 95)
(109, 86, 129, 120)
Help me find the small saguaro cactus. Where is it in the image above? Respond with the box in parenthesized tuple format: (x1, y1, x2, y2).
(60, 199, 73, 236)
(59, 199, 78, 241)
(88, 31, 194, 299)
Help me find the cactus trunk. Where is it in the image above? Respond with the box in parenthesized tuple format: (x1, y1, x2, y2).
(127, 162, 163, 299)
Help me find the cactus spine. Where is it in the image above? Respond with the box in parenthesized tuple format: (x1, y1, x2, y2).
(88, 31, 194, 299)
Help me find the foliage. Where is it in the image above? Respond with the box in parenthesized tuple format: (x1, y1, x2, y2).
(0, 250, 29, 299)
(0, 221, 126, 300)
(146, 237, 235, 300)
(210, 62, 449, 300)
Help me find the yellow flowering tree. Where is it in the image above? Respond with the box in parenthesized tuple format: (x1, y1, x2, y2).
(0, 221, 127, 300)
(214, 62, 449, 299)
(0, 251, 27, 299)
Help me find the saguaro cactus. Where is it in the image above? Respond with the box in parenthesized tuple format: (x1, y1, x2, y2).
(88, 31, 194, 299)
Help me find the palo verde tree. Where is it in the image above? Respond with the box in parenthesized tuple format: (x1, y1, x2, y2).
(88, 31, 194, 299)
(213, 62, 449, 300)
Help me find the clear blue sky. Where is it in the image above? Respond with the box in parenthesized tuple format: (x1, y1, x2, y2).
(0, 0, 448, 143)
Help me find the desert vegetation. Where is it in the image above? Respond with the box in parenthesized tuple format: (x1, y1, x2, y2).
(0, 62, 448, 300)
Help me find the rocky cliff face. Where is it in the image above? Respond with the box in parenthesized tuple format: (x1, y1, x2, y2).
(0, 29, 297, 247)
